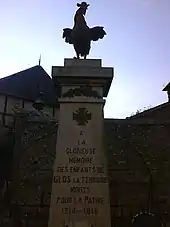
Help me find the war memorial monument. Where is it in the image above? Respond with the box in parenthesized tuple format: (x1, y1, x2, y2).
(49, 2, 112, 227)
(0, 2, 169, 227)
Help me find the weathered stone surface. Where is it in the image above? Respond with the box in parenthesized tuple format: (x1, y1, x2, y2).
(105, 119, 170, 226)
(49, 59, 113, 227)
(3, 109, 58, 226)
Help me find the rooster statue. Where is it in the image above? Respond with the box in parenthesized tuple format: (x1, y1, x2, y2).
(63, 2, 106, 59)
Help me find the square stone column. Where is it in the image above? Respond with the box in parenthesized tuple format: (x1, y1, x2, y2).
(48, 59, 114, 227)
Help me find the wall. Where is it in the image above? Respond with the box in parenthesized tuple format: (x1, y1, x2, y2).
(105, 119, 170, 227)
(0, 112, 58, 227)
(129, 102, 170, 121)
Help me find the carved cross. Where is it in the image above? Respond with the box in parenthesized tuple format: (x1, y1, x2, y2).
(73, 108, 91, 126)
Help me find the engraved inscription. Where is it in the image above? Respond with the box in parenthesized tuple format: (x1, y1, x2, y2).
(53, 122, 108, 218)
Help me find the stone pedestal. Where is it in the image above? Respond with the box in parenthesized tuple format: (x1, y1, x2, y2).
(48, 59, 114, 227)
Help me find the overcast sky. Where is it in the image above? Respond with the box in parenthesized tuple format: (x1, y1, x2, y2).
(0, 0, 170, 118)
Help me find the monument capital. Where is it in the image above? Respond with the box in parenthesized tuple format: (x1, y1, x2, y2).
(52, 59, 114, 98)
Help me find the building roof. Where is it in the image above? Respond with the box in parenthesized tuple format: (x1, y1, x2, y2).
(0, 65, 58, 106)
(163, 82, 170, 91)
(126, 102, 170, 120)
